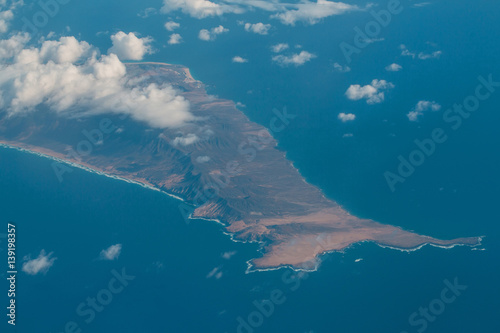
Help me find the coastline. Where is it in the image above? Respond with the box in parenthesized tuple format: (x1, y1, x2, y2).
(0, 63, 484, 272)
(245, 237, 485, 274)
(0, 142, 184, 202)
(0, 142, 484, 273)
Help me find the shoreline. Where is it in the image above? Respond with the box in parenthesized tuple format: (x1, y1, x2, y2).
(0, 62, 484, 272)
(245, 236, 485, 274)
(0, 142, 184, 201)
(1, 140, 485, 273)
(125, 62, 199, 83)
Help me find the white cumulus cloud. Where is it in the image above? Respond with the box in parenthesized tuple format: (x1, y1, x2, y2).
(39, 36, 95, 63)
(0, 32, 30, 59)
(385, 63, 402, 72)
(0, 0, 21, 34)
(0, 35, 193, 129)
(272, 50, 316, 67)
(338, 112, 355, 122)
(198, 25, 229, 41)
(400, 44, 416, 58)
(138, 7, 158, 18)
(161, 0, 243, 18)
(160, 0, 358, 26)
(244, 22, 271, 35)
(400, 44, 442, 60)
(172, 133, 200, 146)
(108, 31, 153, 61)
(345, 80, 394, 104)
(100, 244, 122, 260)
(168, 33, 183, 44)
(418, 50, 442, 60)
(407, 100, 441, 121)
(333, 62, 351, 73)
(164, 21, 180, 31)
(0, 9, 13, 33)
(272, 0, 358, 26)
(22, 250, 56, 275)
(232, 56, 248, 63)
(196, 155, 210, 163)
(271, 43, 289, 53)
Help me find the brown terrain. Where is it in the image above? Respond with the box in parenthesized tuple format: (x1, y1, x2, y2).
(0, 63, 481, 270)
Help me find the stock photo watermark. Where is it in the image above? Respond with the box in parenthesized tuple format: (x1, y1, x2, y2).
(51, 118, 119, 182)
(400, 277, 467, 333)
(50, 69, 176, 183)
(178, 106, 296, 224)
(385, 74, 499, 192)
(236, 233, 340, 332)
(237, 270, 309, 333)
(5, 223, 16, 326)
(21, 0, 72, 34)
(340, 0, 404, 64)
(50, 267, 135, 333)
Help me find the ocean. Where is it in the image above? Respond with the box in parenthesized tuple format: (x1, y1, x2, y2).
(2, 0, 500, 332)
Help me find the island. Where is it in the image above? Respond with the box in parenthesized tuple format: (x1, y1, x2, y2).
(0, 63, 482, 271)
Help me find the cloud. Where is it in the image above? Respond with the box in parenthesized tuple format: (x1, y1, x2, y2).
(211, 25, 228, 35)
(345, 80, 394, 104)
(172, 133, 199, 146)
(232, 56, 248, 63)
(0, 32, 29, 59)
(138, 7, 158, 18)
(100, 244, 122, 260)
(168, 33, 183, 44)
(22, 250, 56, 275)
(400, 44, 442, 60)
(412, 2, 432, 7)
(0, 35, 193, 129)
(418, 50, 442, 60)
(271, 0, 358, 26)
(206, 265, 223, 279)
(361, 37, 385, 44)
(272, 50, 316, 67)
(40, 36, 95, 63)
(160, 0, 358, 25)
(0, 8, 13, 33)
(400, 44, 416, 58)
(161, 0, 242, 18)
(196, 155, 210, 163)
(0, 0, 21, 34)
(198, 29, 211, 41)
(333, 62, 351, 73)
(338, 112, 355, 122)
(108, 31, 153, 61)
(385, 63, 402, 72)
(221, 251, 237, 259)
(164, 21, 180, 31)
(407, 100, 441, 121)
(271, 43, 289, 53)
(244, 22, 271, 35)
(198, 25, 229, 41)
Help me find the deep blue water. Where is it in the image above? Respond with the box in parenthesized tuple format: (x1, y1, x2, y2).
(0, 146, 498, 332)
(2, 0, 500, 332)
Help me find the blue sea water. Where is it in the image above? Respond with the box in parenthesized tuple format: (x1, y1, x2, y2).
(2, 0, 500, 332)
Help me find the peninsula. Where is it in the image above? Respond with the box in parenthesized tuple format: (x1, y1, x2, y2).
(0, 63, 481, 270)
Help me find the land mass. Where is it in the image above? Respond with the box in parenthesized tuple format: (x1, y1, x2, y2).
(0, 63, 481, 270)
